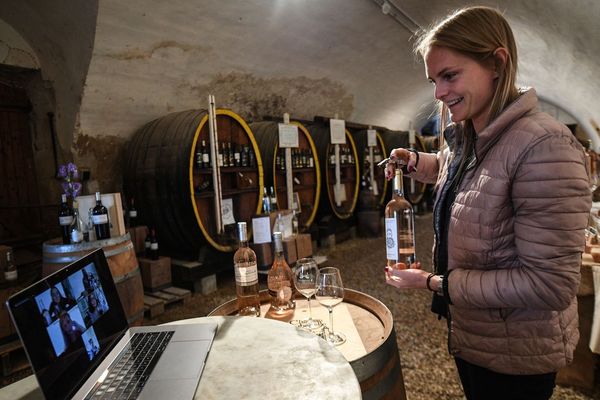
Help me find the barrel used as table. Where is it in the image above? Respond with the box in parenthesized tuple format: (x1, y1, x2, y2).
(124, 108, 264, 255)
(250, 120, 321, 230)
(209, 289, 406, 400)
(42, 234, 144, 326)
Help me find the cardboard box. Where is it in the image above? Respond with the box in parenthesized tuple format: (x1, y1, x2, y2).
(76, 192, 126, 238)
(282, 237, 297, 265)
(251, 242, 273, 268)
(127, 225, 148, 255)
(295, 233, 313, 259)
(139, 256, 172, 292)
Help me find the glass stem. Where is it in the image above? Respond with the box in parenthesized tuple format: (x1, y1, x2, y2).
(328, 307, 334, 334)
(307, 297, 313, 319)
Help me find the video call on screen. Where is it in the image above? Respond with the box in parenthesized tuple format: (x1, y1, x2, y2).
(34, 262, 110, 361)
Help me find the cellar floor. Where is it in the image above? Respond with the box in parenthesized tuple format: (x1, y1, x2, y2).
(2, 213, 599, 399)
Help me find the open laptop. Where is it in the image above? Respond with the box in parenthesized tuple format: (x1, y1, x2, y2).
(7, 248, 217, 400)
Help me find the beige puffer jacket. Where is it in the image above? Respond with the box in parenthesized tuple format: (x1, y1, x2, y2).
(413, 88, 591, 374)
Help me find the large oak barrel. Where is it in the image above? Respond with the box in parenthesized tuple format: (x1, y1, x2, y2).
(42, 234, 144, 326)
(124, 109, 264, 255)
(351, 129, 389, 209)
(380, 129, 427, 205)
(307, 123, 360, 220)
(208, 289, 406, 399)
(249, 120, 321, 230)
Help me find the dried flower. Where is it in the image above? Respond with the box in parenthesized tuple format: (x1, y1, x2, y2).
(58, 162, 82, 199)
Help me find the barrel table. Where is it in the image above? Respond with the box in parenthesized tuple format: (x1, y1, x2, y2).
(0, 316, 361, 400)
(209, 288, 407, 400)
(42, 234, 144, 326)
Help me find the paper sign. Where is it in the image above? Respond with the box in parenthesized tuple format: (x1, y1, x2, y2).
(280, 212, 294, 239)
(278, 123, 299, 148)
(292, 192, 301, 213)
(221, 198, 236, 225)
(252, 216, 272, 244)
(329, 119, 346, 144)
(367, 129, 377, 147)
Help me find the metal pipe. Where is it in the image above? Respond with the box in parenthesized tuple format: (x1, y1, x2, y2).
(208, 94, 223, 235)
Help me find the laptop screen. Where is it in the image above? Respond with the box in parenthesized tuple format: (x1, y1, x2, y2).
(7, 249, 129, 400)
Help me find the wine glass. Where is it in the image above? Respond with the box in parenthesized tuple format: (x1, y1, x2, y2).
(293, 258, 324, 331)
(315, 267, 346, 346)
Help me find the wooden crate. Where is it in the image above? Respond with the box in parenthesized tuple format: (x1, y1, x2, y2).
(0, 340, 29, 377)
(143, 286, 191, 319)
(139, 256, 172, 292)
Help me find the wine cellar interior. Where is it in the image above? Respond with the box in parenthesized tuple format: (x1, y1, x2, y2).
(1, 1, 600, 399)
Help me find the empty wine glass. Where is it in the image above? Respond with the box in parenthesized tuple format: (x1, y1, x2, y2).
(315, 267, 346, 346)
(293, 258, 324, 331)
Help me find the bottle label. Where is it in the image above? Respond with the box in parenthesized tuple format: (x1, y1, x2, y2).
(59, 216, 74, 226)
(129, 210, 137, 218)
(203, 153, 209, 163)
(145, 241, 151, 248)
(4, 270, 17, 281)
(150, 243, 158, 250)
(92, 214, 108, 224)
(385, 217, 399, 260)
(235, 261, 259, 286)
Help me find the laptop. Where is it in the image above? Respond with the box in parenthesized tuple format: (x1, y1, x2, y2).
(6, 248, 218, 400)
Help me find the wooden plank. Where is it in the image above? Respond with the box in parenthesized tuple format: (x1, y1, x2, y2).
(143, 295, 165, 319)
(162, 286, 191, 305)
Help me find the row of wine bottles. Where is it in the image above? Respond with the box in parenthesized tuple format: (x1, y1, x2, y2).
(328, 145, 355, 165)
(233, 222, 295, 317)
(275, 148, 315, 170)
(58, 192, 111, 244)
(195, 140, 256, 169)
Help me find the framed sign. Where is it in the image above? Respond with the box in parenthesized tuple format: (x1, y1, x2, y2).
(329, 119, 346, 144)
(367, 129, 377, 147)
(278, 123, 299, 148)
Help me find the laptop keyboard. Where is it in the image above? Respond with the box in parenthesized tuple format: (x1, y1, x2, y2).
(85, 331, 175, 399)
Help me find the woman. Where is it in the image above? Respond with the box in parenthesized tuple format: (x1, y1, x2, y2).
(59, 311, 85, 345)
(86, 293, 104, 324)
(48, 286, 76, 320)
(384, 6, 591, 400)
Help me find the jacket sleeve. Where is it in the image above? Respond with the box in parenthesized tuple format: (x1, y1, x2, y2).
(448, 132, 591, 311)
(408, 148, 445, 184)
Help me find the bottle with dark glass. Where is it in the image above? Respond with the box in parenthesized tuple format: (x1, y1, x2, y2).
(384, 168, 416, 273)
(248, 146, 256, 167)
(241, 145, 249, 167)
(70, 200, 84, 244)
(128, 197, 138, 228)
(233, 222, 261, 316)
(234, 144, 241, 166)
(4, 249, 17, 281)
(144, 228, 152, 258)
(92, 192, 111, 240)
(150, 228, 159, 260)
(201, 140, 210, 168)
(266, 232, 295, 319)
(59, 194, 74, 244)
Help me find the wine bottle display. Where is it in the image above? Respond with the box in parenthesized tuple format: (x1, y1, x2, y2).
(128, 197, 137, 227)
(267, 232, 295, 318)
(233, 222, 261, 317)
(92, 192, 111, 240)
(70, 201, 84, 244)
(58, 194, 74, 244)
(149, 228, 159, 260)
(384, 168, 416, 271)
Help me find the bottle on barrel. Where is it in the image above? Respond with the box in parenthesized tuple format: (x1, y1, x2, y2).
(70, 201, 84, 244)
(4, 249, 17, 281)
(384, 168, 416, 273)
(58, 194, 74, 244)
(233, 222, 260, 317)
(92, 192, 111, 240)
(266, 232, 295, 319)
(149, 228, 159, 260)
(128, 197, 138, 228)
(144, 227, 151, 258)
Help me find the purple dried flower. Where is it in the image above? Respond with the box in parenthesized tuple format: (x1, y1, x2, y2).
(71, 182, 82, 198)
(67, 163, 78, 179)
(58, 164, 67, 178)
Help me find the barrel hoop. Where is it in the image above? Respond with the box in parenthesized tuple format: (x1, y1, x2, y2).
(360, 354, 403, 400)
(43, 233, 132, 254)
(294, 121, 321, 228)
(112, 266, 141, 284)
(103, 241, 134, 258)
(327, 129, 360, 220)
(189, 109, 265, 252)
(351, 327, 398, 380)
(126, 309, 145, 325)
(42, 240, 134, 265)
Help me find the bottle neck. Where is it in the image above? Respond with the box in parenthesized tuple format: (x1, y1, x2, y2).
(393, 170, 404, 197)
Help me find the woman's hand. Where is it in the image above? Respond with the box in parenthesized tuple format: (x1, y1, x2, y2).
(384, 148, 418, 180)
(385, 262, 430, 289)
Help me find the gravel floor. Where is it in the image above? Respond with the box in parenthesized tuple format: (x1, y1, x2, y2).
(2, 212, 599, 399)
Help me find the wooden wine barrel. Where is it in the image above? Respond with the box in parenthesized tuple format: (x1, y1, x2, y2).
(351, 129, 389, 208)
(249, 120, 321, 229)
(380, 129, 427, 205)
(307, 123, 360, 220)
(42, 234, 144, 326)
(208, 288, 406, 400)
(124, 109, 264, 255)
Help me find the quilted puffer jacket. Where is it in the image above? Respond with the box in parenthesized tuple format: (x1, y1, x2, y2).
(412, 88, 591, 374)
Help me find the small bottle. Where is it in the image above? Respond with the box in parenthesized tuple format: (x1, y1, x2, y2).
(233, 222, 261, 317)
(58, 194, 74, 244)
(218, 143, 224, 167)
(248, 147, 256, 167)
(291, 210, 299, 235)
(92, 192, 111, 240)
(201, 140, 210, 168)
(262, 187, 271, 215)
(70, 201, 84, 244)
(241, 145, 249, 167)
(273, 213, 284, 237)
(266, 232, 295, 319)
(4, 249, 17, 281)
(384, 168, 416, 271)
(234, 144, 241, 166)
(150, 228, 159, 260)
(144, 228, 152, 258)
(270, 186, 278, 212)
(128, 197, 138, 228)
(195, 146, 202, 169)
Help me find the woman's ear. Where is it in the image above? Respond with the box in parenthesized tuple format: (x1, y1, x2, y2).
(492, 47, 508, 78)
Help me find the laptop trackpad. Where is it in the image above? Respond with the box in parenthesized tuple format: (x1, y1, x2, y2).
(140, 379, 198, 400)
(150, 341, 211, 380)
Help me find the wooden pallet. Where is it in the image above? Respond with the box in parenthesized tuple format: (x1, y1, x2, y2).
(0, 339, 29, 378)
(143, 286, 191, 319)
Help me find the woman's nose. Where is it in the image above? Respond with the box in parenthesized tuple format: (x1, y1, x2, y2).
(434, 83, 447, 101)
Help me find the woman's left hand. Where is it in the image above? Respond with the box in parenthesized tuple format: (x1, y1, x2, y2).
(385, 265, 429, 289)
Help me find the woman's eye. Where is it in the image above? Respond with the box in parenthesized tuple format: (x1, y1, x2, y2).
(443, 72, 457, 81)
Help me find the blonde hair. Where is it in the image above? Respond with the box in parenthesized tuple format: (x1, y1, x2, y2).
(414, 6, 519, 163)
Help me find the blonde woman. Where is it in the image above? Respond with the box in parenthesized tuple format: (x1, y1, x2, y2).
(384, 6, 591, 399)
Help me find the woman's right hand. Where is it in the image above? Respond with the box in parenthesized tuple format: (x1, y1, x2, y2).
(384, 148, 418, 180)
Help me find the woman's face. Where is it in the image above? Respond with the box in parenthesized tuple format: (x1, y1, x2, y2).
(425, 46, 497, 133)
(51, 288, 60, 302)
